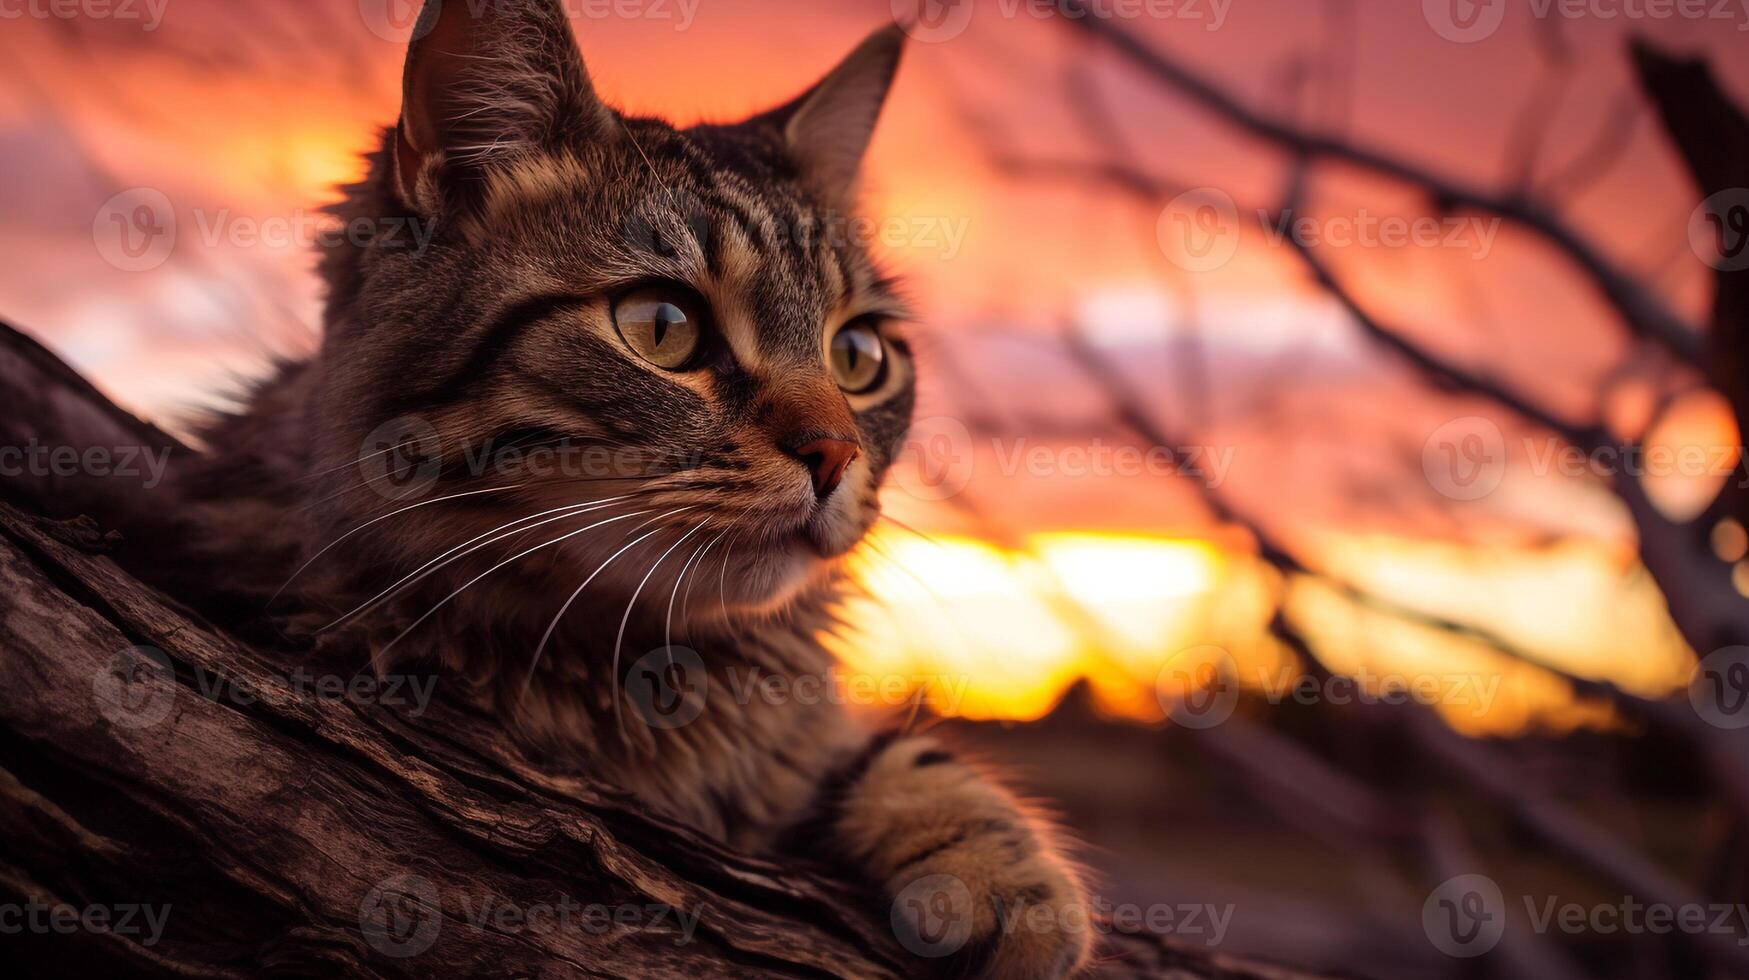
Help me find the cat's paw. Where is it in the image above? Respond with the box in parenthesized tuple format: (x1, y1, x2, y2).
(836, 736, 1092, 979)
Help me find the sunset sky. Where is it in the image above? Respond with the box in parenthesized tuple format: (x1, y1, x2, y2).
(3, 0, 1744, 731)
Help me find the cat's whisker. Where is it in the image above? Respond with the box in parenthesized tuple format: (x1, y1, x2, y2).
(858, 536, 980, 657)
(666, 526, 722, 658)
(518, 509, 698, 702)
(271, 483, 526, 605)
(717, 526, 748, 630)
(321, 493, 644, 632)
(323, 496, 639, 631)
(610, 515, 709, 742)
(876, 512, 946, 549)
(375, 506, 673, 664)
(299, 469, 663, 512)
(295, 430, 568, 485)
(295, 443, 405, 484)
(678, 528, 728, 648)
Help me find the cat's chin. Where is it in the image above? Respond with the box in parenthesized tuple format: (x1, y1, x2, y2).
(713, 529, 854, 615)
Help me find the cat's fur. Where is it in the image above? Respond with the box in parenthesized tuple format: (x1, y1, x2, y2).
(153, 2, 1093, 975)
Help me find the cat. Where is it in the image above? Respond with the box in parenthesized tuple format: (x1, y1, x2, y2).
(158, 1, 1093, 975)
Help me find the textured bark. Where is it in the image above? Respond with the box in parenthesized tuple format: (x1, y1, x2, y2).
(0, 319, 1331, 979)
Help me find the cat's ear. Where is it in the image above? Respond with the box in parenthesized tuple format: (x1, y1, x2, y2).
(767, 25, 905, 205)
(394, 0, 613, 211)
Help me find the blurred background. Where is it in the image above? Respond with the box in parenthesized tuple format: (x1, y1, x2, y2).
(4, 0, 1749, 976)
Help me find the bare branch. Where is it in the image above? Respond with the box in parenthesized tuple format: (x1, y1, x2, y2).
(1046, 0, 1705, 367)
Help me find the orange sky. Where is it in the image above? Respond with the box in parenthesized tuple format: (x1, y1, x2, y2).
(2, 0, 1745, 730)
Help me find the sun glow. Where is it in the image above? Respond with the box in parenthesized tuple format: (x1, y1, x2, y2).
(836, 526, 1695, 735)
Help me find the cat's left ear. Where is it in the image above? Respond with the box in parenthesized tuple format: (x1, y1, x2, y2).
(765, 25, 906, 204)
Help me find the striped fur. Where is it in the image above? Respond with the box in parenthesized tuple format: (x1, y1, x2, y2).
(156, 3, 1091, 975)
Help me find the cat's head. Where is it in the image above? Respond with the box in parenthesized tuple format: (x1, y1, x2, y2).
(312, 0, 914, 618)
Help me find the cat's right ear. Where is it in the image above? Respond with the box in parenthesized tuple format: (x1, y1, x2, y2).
(393, 0, 614, 213)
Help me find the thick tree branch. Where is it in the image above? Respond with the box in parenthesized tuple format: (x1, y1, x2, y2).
(0, 320, 1326, 978)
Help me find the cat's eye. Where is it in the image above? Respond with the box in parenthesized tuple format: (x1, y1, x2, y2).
(829, 322, 886, 394)
(612, 286, 704, 370)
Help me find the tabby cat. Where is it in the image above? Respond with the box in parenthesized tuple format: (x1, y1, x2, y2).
(172, 1, 1092, 975)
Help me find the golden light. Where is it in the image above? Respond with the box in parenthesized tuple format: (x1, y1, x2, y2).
(835, 525, 1695, 735)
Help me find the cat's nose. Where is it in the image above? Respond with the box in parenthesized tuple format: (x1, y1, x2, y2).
(785, 437, 861, 499)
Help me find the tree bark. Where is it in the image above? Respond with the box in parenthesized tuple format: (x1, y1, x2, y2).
(0, 320, 1332, 979)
